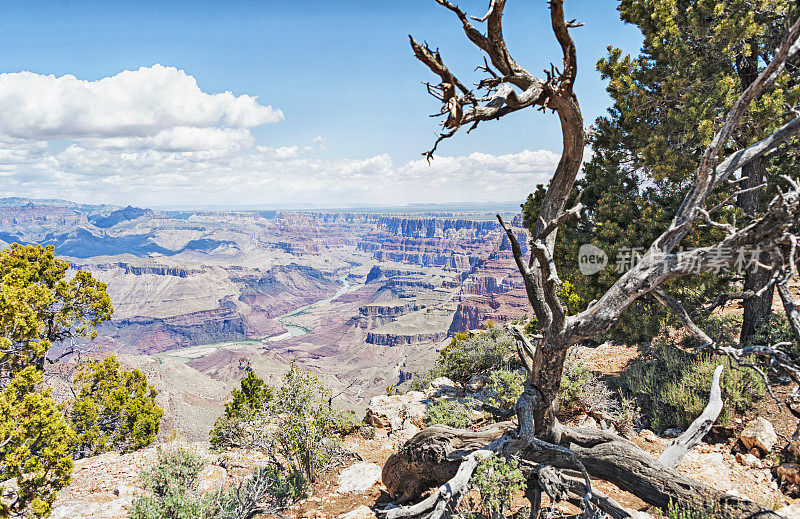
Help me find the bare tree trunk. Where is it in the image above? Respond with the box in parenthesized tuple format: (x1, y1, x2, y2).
(737, 48, 775, 344)
(739, 157, 776, 343)
(400, 3, 800, 516)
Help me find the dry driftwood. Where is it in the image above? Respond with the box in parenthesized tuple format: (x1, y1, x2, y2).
(394, 0, 800, 516)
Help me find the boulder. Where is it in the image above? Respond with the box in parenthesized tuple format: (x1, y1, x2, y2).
(196, 464, 229, 493)
(739, 417, 777, 454)
(339, 505, 377, 519)
(735, 452, 763, 469)
(425, 377, 461, 398)
(365, 392, 428, 433)
(337, 462, 382, 494)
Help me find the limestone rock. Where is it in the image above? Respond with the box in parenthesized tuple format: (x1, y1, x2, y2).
(777, 503, 800, 518)
(338, 505, 378, 519)
(196, 464, 229, 493)
(365, 392, 428, 433)
(639, 429, 659, 443)
(735, 452, 763, 469)
(337, 462, 382, 493)
(740, 417, 777, 454)
(425, 377, 460, 398)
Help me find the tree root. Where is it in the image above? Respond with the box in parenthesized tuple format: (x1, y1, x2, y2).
(383, 424, 782, 519)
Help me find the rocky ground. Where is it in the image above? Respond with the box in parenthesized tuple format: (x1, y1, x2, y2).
(49, 375, 800, 518)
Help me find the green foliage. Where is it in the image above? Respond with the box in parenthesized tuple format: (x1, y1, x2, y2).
(0, 245, 113, 517)
(69, 356, 162, 458)
(422, 327, 515, 386)
(128, 447, 210, 519)
(210, 371, 272, 450)
(223, 371, 272, 420)
(487, 368, 524, 410)
(471, 456, 526, 518)
(129, 448, 306, 519)
(211, 464, 305, 518)
(0, 244, 113, 381)
(0, 367, 76, 519)
(326, 408, 362, 437)
(750, 312, 799, 356)
(654, 500, 715, 519)
(558, 355, 594, 413)
(265, 363, 340, 482)
(208, 363, 345, 485)
(424, 399, 472, 428)
(621, 341, 765, 431)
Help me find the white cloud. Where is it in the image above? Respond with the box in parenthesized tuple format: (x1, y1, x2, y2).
(0, 65, 282, 140)
(0, 65, 561, 206)
(0, 140, 559, 206)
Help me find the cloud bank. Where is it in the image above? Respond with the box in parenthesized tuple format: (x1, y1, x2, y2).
(0, 65, 559, 206)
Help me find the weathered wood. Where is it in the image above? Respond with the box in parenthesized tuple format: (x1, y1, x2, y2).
(381, 422, 515, 502)
(388, 424, 780, 518)
(562, 426, 780, 518)
(406, 1, 800, 516)
(778, 282, 800, 346)
(659, 365, 724, 469)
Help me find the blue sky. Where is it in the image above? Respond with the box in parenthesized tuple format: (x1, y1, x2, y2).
(0, 1, 642, 207)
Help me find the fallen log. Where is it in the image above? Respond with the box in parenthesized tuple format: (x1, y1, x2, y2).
(383, 423, 781, 518)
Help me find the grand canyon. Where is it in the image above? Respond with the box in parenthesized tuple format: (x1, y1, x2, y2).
(0, 197, 532, 437)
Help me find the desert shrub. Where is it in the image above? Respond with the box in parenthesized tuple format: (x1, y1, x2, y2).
(654, 501, 715, 519)
(0, 366, 76, 519)
(621, 341, 765, 431)
(408, 371, 436, 392)
(682, 313, 741, 350)
(424, 399, 472, 428)
(415, 327, 515, 388)
(211, 463, 305, 518)
(471, 456, 526, 519)
(750, 312, 799, 356)
(558, 355, 594, 413)
(326, 408, 361, 437)
(128, 447, 210, 519)
(210, 363, 344, 484)
(487, 368, 524, 410)
(222, 371, 273, 420)
(69, 356, 162, 458)
(210, 371, 272, 450)
(558, 354, 620, 416)
(359, 425, 376, 440)
(257, 363, 341, 483)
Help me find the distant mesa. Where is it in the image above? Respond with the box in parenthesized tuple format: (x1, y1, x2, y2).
(90, 205, 157, 228)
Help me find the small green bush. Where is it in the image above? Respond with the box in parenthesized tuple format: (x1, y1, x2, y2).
(621, 341, 765, 431)
(212, 464, 305, 518)
(750, 312, 799, 356)
(260, 363, 342, 483)
(471, 456, 526, 519)
(487, 368, 524, 410)
(70, 356, 163, 458)
(558, 355, 594, 413)
(129, 447, 210, 519)
(210, 371, 272, 451)
(412, 327, 515, 389)
(326, 408, 361, 437)
(424, 399, 472, 428)
(654, 500, 715, 519)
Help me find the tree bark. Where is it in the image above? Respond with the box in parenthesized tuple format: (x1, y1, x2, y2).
(737, 46, 775, 344)
(384, 424, 781, 518)
(739, 157, 776, 344)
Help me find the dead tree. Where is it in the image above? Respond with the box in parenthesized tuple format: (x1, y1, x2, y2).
(383, 1, 800, 517)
